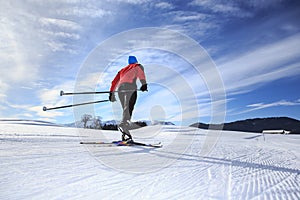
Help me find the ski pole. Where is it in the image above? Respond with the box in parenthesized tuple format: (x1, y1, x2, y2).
(43, 100, 109, 111)
(60, 90, 110, 96)
(60, 90, 142, 96)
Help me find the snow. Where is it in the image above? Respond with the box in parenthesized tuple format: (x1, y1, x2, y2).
(0, 120, 299, 199)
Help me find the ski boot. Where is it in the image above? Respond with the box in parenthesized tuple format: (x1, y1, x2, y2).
(121, 134, 133, 144)
(118, 122, 133, 144)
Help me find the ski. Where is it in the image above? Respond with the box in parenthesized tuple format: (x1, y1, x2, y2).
(80, 140, 162, 148)
(131, 141, 162, 148)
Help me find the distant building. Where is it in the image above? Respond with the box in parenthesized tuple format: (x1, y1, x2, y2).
(262, 130, 291, 135)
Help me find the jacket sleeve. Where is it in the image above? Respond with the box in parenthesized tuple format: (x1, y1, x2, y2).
(137, 64, 146, 84)
(110, 72, 120, 92)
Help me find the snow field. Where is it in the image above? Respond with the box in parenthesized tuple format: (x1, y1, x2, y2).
(0, 121, 299, 199)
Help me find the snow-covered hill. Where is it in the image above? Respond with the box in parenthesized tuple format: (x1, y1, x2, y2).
(0, 120, 299, 199)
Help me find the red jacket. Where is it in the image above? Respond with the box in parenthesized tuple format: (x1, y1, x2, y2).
(110, 63, 146, 92)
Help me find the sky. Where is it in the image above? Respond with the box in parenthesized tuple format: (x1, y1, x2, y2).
(0, 0, 300, 125)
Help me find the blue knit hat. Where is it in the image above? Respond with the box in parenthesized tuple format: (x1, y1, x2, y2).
(128, 56, 138, 64)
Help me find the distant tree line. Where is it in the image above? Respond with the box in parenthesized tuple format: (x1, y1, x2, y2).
(80, 114, 147, 130)
(190, 117, 300, 134)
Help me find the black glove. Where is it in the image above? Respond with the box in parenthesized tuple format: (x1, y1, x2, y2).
(140, 84, 148, 92)
(109, 92, 116, 102)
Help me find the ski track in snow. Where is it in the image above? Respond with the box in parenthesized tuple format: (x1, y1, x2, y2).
(0, 122, 299, 200)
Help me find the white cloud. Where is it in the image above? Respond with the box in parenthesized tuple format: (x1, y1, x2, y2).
(39, 80, 75, 105)
(39, 17, 81, 31)
(55, 6, 111, 18)
(172, 11, 207, 22)
(155, 2, 174, 10)
(30, 105, 65, 119)
(71, 72, 111, 93)
(157, 9, 219, 39)
(46, 41, 77, 53)
(5, 102, 65, 121)
(213, 3, 240, 13)
(218, 33, 300, 95)
(0, 13, 39, 84)
(190, 0, 252, 17)
(114, 0, 150, 5)
(0, 0, 113, 121)
(0, 79, 9, 96)
(244, 100, 300, 113)
(41, 30, 80, 40)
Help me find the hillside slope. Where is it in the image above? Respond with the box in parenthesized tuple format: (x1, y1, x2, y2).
(191, 117, 300, 133)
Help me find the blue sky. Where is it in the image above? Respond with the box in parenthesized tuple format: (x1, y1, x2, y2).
(0, 0, 300, 125)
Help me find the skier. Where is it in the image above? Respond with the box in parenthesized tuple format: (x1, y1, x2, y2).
(109, 56, 148, 142)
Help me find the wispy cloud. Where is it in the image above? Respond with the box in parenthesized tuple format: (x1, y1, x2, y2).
(55, 6, 111, 18)
(154, 2, 174, 10)
(0, 80, 75, 121)
(0, 0, 115, 121)
(218, 33, 300, 95)
(39, 17, 82, 31)
(172, 11, 207, 22)
(190, 0, 285, 17)
(38, 80, 75, 106)
(246, 99, 300, 112)
(114, 0, 150, 5)
(190, 0, 252, 18)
